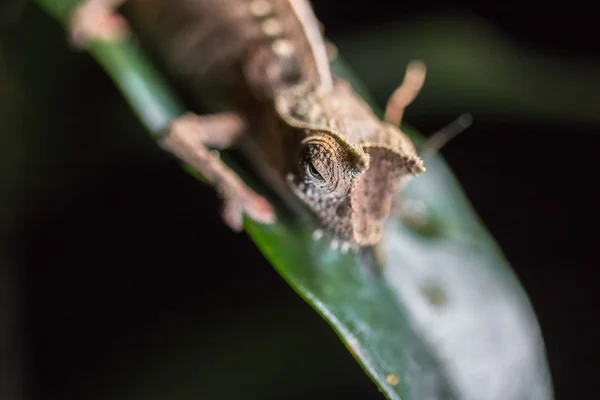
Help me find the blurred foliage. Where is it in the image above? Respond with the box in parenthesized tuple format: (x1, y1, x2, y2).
(334, 13, 600, 126)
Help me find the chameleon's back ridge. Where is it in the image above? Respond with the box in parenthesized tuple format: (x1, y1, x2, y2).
(125, 0, 331, 104)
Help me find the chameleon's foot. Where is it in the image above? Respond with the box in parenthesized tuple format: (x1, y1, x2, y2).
(69, 1, 129, 48)
(160, 111, 276, 232)
(221, 186, 275, 232)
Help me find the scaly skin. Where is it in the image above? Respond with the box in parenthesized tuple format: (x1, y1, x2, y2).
(68, 0, 426, 251)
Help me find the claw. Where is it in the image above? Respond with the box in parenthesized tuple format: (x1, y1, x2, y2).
(69, 2, 129, 48)
(221, 190, 275, 232)
(245, 194, 276, 225)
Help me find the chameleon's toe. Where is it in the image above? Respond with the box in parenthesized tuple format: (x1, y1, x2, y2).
(221, 196, 245, 232)
(244, 193, 276, 225)
(69, 4, 129, 48)
(221, 191, 275, 232)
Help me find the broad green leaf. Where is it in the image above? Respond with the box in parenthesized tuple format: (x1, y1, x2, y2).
(35, 2, 553, 399)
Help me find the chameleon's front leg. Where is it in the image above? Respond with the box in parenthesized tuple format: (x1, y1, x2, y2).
(67, 3, 275, 231)
(159, 112, 276, 231)
(69, 0, 129, 47)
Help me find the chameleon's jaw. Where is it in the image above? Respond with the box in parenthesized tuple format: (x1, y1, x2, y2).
(286, 172, 369, 248)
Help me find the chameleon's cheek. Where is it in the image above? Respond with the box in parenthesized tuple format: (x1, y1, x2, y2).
(286, 172, 318, 207)
(286, 172, 305, 194)
(286, 173, 346, 229)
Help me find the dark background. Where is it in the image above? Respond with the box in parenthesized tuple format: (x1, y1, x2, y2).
(1, 1, 598, 399)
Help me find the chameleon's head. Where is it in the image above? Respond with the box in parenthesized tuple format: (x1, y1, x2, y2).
(287, 127, 424, 247)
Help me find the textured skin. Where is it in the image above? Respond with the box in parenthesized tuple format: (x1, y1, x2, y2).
(72, 0, 425, 247)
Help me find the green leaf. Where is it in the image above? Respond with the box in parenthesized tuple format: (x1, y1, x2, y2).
(34, 2, 553, 399)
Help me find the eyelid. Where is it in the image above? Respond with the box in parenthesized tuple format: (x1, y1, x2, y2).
(306, 162, 324, 181)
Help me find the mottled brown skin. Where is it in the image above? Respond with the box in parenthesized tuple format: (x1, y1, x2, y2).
(68, 0, 425, 249)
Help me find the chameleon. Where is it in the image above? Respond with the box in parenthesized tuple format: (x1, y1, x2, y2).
(68, 0, 427, 253)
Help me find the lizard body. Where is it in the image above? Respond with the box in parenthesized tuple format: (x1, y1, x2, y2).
(69, 0, 426, 249)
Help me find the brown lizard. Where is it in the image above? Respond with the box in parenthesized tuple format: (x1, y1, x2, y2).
(68, 0, 427, 253)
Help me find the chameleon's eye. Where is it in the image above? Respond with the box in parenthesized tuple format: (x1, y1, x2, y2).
(305, 158, 329, 186)
(299, 138, 336, 189)
(307, 162, 324, 181)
